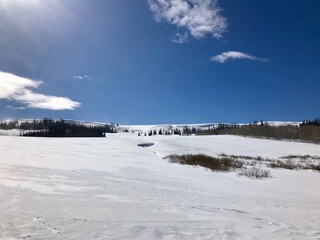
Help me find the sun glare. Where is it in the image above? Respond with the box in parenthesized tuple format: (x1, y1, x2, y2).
(0, 0, 41, 9)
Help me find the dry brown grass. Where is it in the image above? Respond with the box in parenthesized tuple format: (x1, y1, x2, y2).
(238, 167, 272, 179)
(268, 160, 298, 170)
(166, 154, 243, 172)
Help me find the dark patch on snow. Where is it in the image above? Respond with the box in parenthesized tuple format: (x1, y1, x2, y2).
(137, 143, 154, 148)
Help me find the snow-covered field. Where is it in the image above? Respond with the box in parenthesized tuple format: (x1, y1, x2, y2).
(0, 134, 319, 239)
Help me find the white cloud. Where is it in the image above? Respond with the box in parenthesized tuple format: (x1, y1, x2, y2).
(172, 32, 189, 44)
(0, 71, 81, 110)
(148, 0, 227, 42)
(211, 51, 269, 63)
(72, 74, 93, 81)
(6, 105, 27, 110)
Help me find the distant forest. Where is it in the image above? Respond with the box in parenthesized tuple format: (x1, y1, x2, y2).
(0, 119, 116, 137)
(1, 118, 320, 141)
(138, 128, 182, 136)
(195, 119, 320, 143)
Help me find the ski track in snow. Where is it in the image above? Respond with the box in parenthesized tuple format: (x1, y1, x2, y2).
(0, 134, 320, 239)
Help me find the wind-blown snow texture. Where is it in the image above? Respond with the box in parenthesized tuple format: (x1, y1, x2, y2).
(0, 134, 319, 239)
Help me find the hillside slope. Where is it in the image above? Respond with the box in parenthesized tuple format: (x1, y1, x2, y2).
(0, 134, 319, 239)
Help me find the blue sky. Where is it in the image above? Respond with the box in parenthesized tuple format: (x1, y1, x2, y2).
(0, 0, 319, 124)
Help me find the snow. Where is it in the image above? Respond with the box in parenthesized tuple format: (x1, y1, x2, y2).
(1, 119, 301, 134)
(264, 121, 301, 126)
(0, 134, 319, 239)
(117, 121, 301, 133)
(118, 123, 214, 133)
(0, 129, 21, 136)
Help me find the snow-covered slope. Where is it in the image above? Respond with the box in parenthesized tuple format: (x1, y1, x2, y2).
(1, 119, 301, 134)
(117, 123, 216, 133)
(0, 134, 319, 239)
(118, 121, 301, 133)
(264, 121, 301, 126)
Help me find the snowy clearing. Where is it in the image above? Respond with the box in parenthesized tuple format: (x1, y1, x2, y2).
(0, 134, 319, 239)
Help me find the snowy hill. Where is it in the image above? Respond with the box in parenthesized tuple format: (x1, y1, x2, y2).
(117, 121, 301, 133)
(117, 123, 216, 133)
(0, 133, 319, 239)
(2, 118, 301, 130)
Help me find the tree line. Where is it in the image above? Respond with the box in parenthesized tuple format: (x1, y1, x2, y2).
(138, 128, 182, 136)
(0, 119, 19, 130)
(0, 119, 116, 137)
(196, 119, 320, 143)
(301, 118, 320, 126)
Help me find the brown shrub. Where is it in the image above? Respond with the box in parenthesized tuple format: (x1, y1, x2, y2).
(238, 167, 272, 179)
(166, 154, 243, 172)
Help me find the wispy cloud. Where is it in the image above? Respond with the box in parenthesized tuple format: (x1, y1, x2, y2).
(72, 74, 93, 81)
(6, 105, 27, 110)
(172, 32, 189, 44)
(0, 71, 81, 110)
(71, 73, 102, 82)
(211, 51, 269, 63)
(148, 0, 227, 43)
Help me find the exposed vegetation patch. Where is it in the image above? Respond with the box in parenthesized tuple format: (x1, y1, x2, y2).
(165, 154, 243, 172)
(280, 155, 320, 160)
(167, 153, 320, 177)
(238, 167, 272, 179)
(311, 165, 320, 171)
(268, 160, 320, 171)
(219, 153, 320, 172)
(218, 153, 275, 162)
(268, 161, 297, 170)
